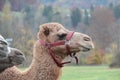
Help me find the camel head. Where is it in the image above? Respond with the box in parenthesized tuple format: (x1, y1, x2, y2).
(38, 23, 94, 56)
(0, 35, 10, 58)
(0, 35, 25, 65)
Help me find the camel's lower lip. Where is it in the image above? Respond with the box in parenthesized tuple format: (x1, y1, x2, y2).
(79, 45, 91, 52)
(70, 49, 90, 54)
(82, 48, 90, 52)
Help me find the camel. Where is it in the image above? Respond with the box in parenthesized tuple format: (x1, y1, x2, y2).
(0, 35, 25, 72)
(0, 23, 94, 80)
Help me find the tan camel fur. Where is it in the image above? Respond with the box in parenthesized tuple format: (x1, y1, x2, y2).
(0, 23, 94, 80)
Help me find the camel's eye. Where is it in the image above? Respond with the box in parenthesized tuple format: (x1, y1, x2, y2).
(0, 41, 7, 45)
(57, 33, 67, 40)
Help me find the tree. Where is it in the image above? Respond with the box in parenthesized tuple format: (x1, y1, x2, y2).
(52, 12, 62, 23)
(83, 9, 90, 26)
(12, 27, 35, 67)
(42, 5, 53, 22)
(88, 7, 116, 50)
(109, 20, 120, 68)
(109, 2, 114, 10)
(70, 7, 82, 28)
(86, 48, 105, 64)
(90, 4, 94, 13)
(113, 5, 120, 20)
(0, 0, 12, 38)
(109, 50, 120, 68)
(23, 5, 35, 27)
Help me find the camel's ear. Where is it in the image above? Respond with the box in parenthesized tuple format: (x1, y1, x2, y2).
(43, 26, 50, 36)
(37, 25, 50, 39)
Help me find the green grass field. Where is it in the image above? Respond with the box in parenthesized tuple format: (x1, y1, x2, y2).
(61, 66, 120, 80)
(21, 66, 120, 80)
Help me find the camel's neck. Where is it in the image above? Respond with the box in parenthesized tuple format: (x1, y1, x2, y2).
(0, 41, 65, 80)
(24, 41, 63, 80)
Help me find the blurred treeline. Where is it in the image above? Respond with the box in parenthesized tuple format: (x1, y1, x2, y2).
(0, 0, 120, 68)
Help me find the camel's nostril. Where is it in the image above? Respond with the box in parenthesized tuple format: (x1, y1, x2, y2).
(83, 37, 90, 41)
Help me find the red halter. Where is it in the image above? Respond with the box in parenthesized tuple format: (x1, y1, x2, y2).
(39, 31, 78, 67)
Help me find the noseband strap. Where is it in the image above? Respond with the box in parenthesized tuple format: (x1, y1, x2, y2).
(39, 31, 78, 67)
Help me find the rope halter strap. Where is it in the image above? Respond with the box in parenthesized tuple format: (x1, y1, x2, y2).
(39, 31, 78, 67)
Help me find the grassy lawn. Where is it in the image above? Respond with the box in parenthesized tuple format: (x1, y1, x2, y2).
(20, 66, 120, 80)
(61, 66, 120, 80)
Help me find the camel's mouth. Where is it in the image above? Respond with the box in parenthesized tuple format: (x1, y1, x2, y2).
(81, 46, 91, 52)
(80, 45, 93, 52)
(70, 47, 91, 53)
